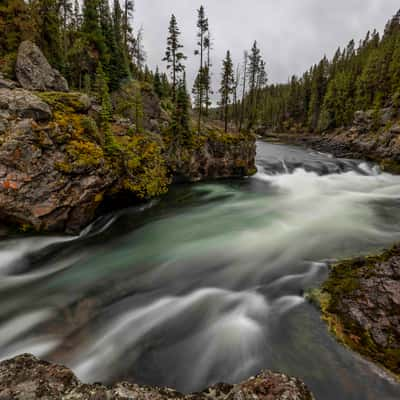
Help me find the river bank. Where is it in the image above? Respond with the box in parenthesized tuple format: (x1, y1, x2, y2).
(0, 354, 314, 400)
(261, 133, 400, 384)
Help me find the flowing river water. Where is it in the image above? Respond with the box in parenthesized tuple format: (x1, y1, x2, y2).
(1, 141, 400, 399)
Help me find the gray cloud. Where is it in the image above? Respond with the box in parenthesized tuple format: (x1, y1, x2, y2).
(135, 0, 400, 100)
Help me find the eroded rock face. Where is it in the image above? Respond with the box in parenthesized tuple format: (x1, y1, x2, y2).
(0, 85, 256, 234)
(16, 41, 69, 92)
(172, 134, 257, 183)
(318, 245, 400, 377)
(0, 354, 314, 400)
(0, 115, 112, 233)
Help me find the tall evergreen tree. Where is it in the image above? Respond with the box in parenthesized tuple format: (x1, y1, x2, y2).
(171, 73, 191, 143)
(239, 51, 248, 132)
(204, 31, 213, 116)
(163, 14, 186, 102)
(219, 50, 235, 133)
(194, 5, 209, 133)
(247, 41, 262, 128)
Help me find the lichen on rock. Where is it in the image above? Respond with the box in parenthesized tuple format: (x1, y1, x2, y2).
(311, 245, 400, 378)
(0, 354, 314, 400)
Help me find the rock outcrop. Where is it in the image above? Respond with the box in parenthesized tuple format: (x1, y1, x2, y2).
(16, 41, 69, 92)
(0, 354, 314, 400)
(310, 245, 400, 378)
(172, 133, 257, 182)
(0, 42, 256, 234)
(267, 106, 400, 173)
(0, 85, 256, 234)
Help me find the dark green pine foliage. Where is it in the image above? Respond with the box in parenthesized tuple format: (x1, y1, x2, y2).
(260, 10, 400, 133)
(82, 0, 108, 74)
(34, 0, 64, 70)
(219, 50, 235, 133)
(171, 74, 191, 144)
(95, 63, 119, 153)
(109, 0, 129, 89)
(193, 5, 209, 133)
(203, 31, 213, 116)
(247, 41, 262, 129)
(163, 14, 186, 102)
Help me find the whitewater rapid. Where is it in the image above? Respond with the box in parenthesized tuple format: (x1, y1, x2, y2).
(0, 141, 399, 399)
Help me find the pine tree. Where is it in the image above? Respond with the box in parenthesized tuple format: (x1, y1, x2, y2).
(171, 74, 191, 143)
(96, 63, 118, 153)
(194, 5, 209, 133)
(82, 0, 108, 74)
(247, 41, 262, 128)
(204, 31, 213, 116)
(219, 50, 235, 133)
(239, 51, 248, 132)
(122, 0, 134, 55)
(33, 0, 64, 70)
(0, 0, 35, 76)
(163, 14, 186, 102)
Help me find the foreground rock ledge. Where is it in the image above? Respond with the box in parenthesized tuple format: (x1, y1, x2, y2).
(309, 245, 400, 378)
(0, 354, 314, 400)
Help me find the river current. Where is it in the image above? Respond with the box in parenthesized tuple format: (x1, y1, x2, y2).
(1, 141, 400, 399)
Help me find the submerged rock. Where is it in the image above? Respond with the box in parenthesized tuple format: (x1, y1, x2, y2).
(16, 41, 69, 92)
(313, 245, 400, 378)
(0, 354, 314, 400)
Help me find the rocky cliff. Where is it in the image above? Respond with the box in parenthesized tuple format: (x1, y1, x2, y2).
(0, 354, 314, 400)
(0, 42, 256, 234)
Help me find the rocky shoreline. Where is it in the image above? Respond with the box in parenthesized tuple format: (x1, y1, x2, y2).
(308, 245, 400, 381)
(263, 107, 400, 173)
(264, 116, 400, 383)
(0, 354, 314, 400)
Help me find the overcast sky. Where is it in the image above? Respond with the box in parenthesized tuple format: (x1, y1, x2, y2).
(135, 1, 400, 99)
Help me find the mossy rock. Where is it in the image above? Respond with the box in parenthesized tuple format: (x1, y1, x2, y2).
(380, 158, 400, 174)
(37, 92, 91, 114)
(313, 246, 400, 379)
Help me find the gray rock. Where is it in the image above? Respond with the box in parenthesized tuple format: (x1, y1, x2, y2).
(390, 124, 400, 134)
(0, 88, 52, 122)
(0, 354, 314, 400)
(380, 107, 394, 126)
(16, 41, 69, 92)
(0, 79, 17, 90)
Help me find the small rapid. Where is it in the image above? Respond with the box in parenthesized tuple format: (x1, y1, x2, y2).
(0, 141, 400, 399)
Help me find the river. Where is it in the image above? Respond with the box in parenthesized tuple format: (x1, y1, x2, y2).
(0, 141, 400, 399)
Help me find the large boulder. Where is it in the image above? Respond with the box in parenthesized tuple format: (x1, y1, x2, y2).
(0, 354, 314, 400)
(15, 41, 69, 92)
(0, 88, 52, 122)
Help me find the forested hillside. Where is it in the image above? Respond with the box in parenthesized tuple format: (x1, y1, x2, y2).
(259, 10, 400, 133)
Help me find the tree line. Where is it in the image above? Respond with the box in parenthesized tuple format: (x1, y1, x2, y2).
(259, 10, 400, 133)
(1, 1, 271, 137)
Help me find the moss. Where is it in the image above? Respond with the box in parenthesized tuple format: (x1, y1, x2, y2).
(0, 52, 17, 79)
(37, 92, 90, 114)
(380, 158, 400, 174)
(117, 132, 170, 198)
(66, 140, 104, 170)
(313, 246, 400, 379)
